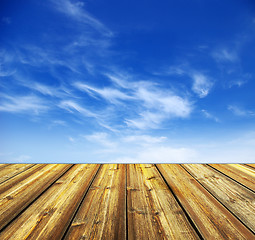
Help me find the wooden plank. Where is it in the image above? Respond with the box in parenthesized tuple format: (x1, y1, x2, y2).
(0, 164, 35, 184)
(0, 164, 72, 230)
(127, 164, 199, 240)
(0, 164, 100, 240)
(0, 164, 47, 194)
(157, 164, 255, 239)
(0, 164, 10, 170)
(209, 164, 255, 192)
(183, 164, 255, 233)
(64, 164, 126, 240)
(245, 164, 255, 169)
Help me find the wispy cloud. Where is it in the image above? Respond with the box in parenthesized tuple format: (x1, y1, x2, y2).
(50, 0, 113, 37)
(228, 105, 255, 117)
(59, 100, 97, 118)
(123, 135, 167, 145)
(163, 65, 214, 98)
(73, 82, 134, 103)
(0, 49, 16, 77)
(0, 94, 49, 114)
(212, 48, 238, 62)
(191, 73, 213, 98)
(84, 132, 117, 148)
(201, 109, 220, 122)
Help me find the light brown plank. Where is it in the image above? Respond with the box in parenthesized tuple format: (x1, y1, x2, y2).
(65, 164, 126, 240)
(0, 164, 72, 230)
(127, 164, 199, 240)
(157, 164, 255, 239)
(209, 164, 255, 192)
(245, 164, 255, 169)
(183, 164, 255, 233)
(0, 164, 100, 240)
(0, 164, 35, 184)
(0, 164, 10, 170)
(0, 164, 47, 194)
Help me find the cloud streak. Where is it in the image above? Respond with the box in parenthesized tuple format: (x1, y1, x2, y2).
(50, 0, 113, 37)
(228, 105, 255, 117)
(0, 94, 49, 114)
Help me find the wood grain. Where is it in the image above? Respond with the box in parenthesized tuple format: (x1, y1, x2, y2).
(127, 164, 199, 240)
(0, 164, 47, 194)
(209, 164, 255, 192)
(0, 164, 72, 231)
(156, 164, 255, 239)
(65, 164, 126, 240)
(0, 164, 100, 240)
(183, 164, 255, 233)
(0, 164, 35, 184)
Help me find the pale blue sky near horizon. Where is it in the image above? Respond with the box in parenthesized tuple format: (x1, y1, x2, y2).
(0, 0, 255, 163)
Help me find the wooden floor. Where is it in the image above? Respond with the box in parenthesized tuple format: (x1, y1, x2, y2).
(0, 164, 254, 239)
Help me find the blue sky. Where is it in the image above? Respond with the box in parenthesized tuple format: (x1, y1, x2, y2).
(1, 0, 255, 163)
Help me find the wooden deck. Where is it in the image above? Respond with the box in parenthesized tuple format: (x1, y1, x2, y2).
(0, 164, 254, 239)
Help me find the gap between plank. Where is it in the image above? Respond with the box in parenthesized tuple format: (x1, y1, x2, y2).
(181, 164, 255, 235)
(206, 164, 255, 194)
(61, 164, 102, 240)
(0, 164, 74, 233)
(154, 164, 204, 240)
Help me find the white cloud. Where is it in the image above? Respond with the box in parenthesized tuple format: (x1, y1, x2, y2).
(212, 48, 238, 62)
(201, 109, 219, 122)
(84, 132, 117, 148)
(0, 94, 49, 114)
(123, 135, 167, 145)
(136, 87, 191, 117)
(228, 105, 255, 117)
(229, 80, 247, 88)
(59, 100, 97, 118)
(125, 112, 165, 129)
(73, 82, 133, 103)
(50, 0, 113, 37)
(191, 73, 213, 98)
(74, 73, 193, 130)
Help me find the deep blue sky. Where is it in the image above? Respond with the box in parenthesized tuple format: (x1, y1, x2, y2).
(1, 0, 255, 163)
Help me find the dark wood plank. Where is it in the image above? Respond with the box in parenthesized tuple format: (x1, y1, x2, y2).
(65, 164, 126, 240)
(183, 164, 255, 233)
(157, 164, 255, 239)
(0, 164, 100, 240)
(127, 164, 199, 240)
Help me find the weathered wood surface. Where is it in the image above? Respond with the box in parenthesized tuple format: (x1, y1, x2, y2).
(183, 164, 255, 233)
(0, 164, 35, 184)
(0, 164, 100, 240)
(65, 164, 126, 240)
(156, 164, 255, 239)
(0, 164, 72, 231)
(209, 164, 255, 192)
(0, 164, 254, 239)
(0, 164, 46, 195)
(127, 164, 199, 240)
